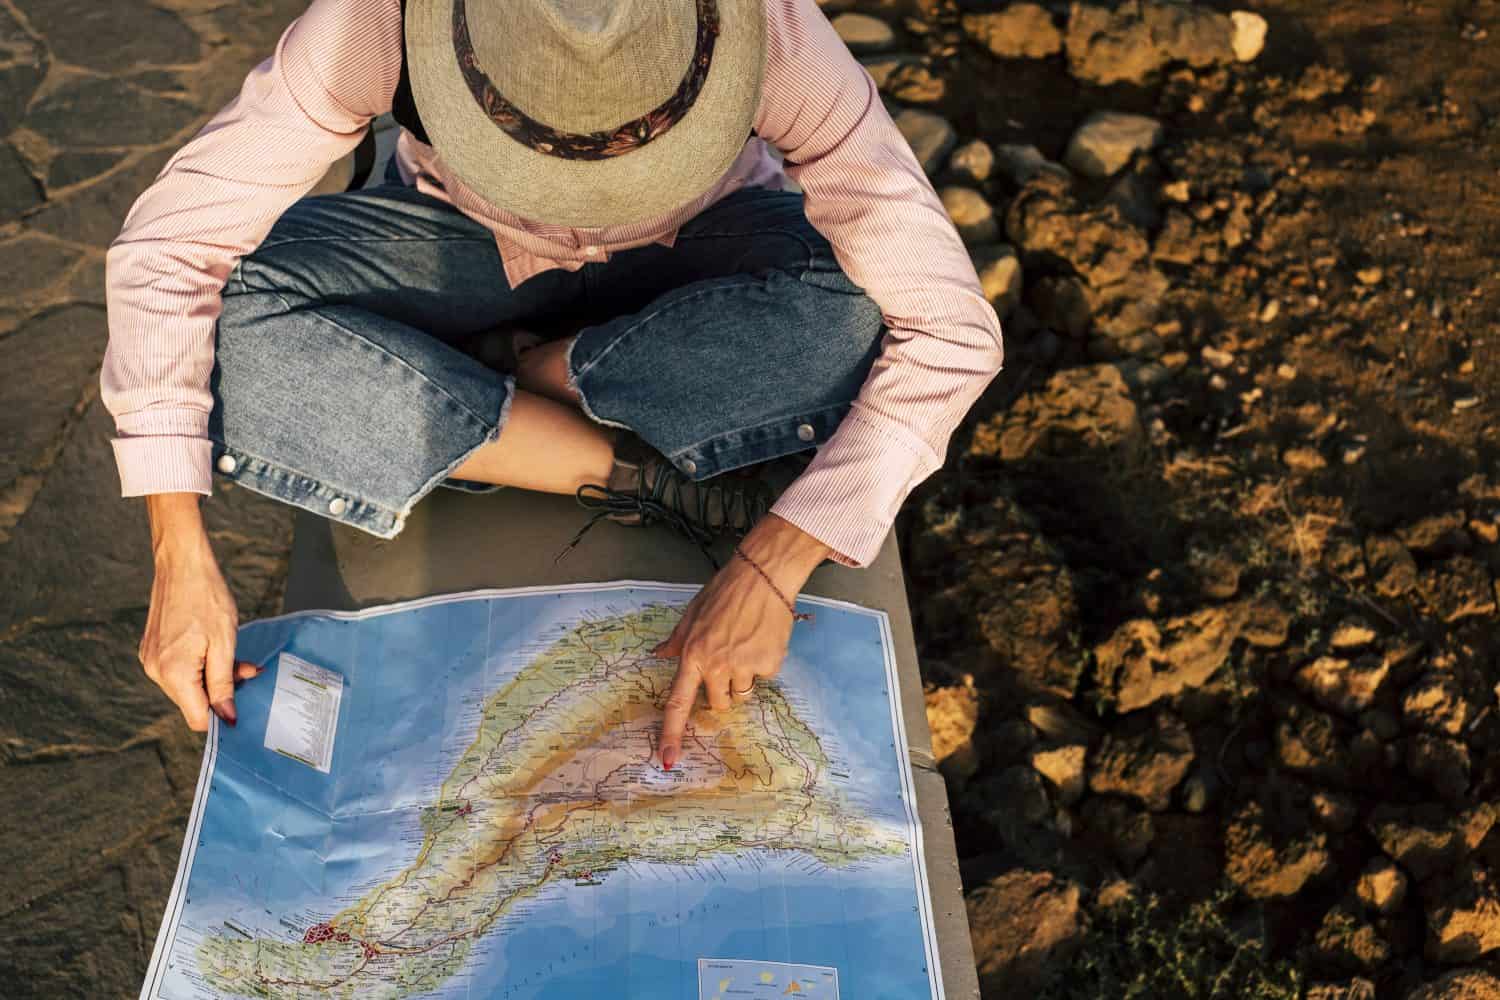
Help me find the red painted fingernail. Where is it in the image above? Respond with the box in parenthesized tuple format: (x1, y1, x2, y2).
(662, 752, 675, 771)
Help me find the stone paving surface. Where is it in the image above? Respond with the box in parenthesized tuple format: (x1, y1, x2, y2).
(0, 1, 310, 995)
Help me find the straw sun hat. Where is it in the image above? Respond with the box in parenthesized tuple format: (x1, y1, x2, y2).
(404, 0, 767, 228)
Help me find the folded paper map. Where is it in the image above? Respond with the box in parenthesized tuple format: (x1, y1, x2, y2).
(141, 582, 943, 999)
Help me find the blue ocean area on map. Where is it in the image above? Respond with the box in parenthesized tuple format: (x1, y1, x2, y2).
(144, 584, 940, 1000)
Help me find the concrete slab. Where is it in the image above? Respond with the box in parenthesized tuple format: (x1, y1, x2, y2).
(283, 484, 980, 998)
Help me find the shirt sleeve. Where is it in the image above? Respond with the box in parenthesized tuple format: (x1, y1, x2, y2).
(753, 0, 1006, 568)
(102, 0, 402, 496)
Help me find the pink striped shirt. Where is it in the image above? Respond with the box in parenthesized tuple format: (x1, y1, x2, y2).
(102, 0, 1004, 568)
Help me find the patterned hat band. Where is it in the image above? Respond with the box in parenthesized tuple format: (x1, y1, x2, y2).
(452, 0, 721, 161)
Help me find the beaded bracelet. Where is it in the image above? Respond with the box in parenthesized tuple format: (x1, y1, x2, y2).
(732, 544, 815, 623)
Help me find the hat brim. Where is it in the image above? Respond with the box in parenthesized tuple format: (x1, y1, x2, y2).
(406, 0, 766, 229)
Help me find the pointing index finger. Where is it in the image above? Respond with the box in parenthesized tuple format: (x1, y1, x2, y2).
(659, 657, 702, 772)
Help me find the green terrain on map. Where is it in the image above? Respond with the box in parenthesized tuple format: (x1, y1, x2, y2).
(196, 603, 905, 999)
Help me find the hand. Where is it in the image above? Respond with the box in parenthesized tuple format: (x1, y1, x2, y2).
(651, 513, 832, 770)
(140, 494, 262, 731)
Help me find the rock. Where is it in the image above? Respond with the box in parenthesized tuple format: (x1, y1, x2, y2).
(972, 244, 1023, 317)
(1419, 557, 1497, 622)
(1312, 790, 1359, 833)
(1030, 275, 1092, 338)
(1365, 535, 1419, 598)
(1087, 710, 1194, 811)
(1064, 1, 1236, 86)
(832, 13, 896, 53)
(1093, 603, 1241, 713)
(10, 0, 199, 75)
(912, 495, 1085, 698)
(1357, 858, 1409, 915)
(883, 61, 946, 103)
(1402, 674, 1474, 736)
(1294, 655, 1390, 716)
(45, 150, 129, 192)
(1406, 969, 1500, 1000)
(894, 109, 956, 176)
(1312, 903, 1391, 974)
(1230, 10, 1269, 62)
(1369, 803, 1496, 882)
(1425, 864, 1500, 963)
(24, 77, 199, 149)
(1406, 734, 1470, 801)
(1063, 111, 1164, 180)
(948, 139, 995, 184)
(0, 234, 83, 301)
(1275, 703, 1352, 785)
(26, 146, 174, 247)
(993, 143, 1070, 187)
(0, 305, 108, 499)
(1330, 620, 1379, 650)
(1026, 700, 1101, 745)
(978, 765, 1054, 829)
(961, 3, 1063, 59)
(1307, 981, 1378, 1000)
(966, 870, 1084, 997)
(926, 679, 981, 785)
(0, 6, 47, 138)
(860, 52, 923, 88)
(1284, 446, 1328, 471)
(970, 364, 1144, 465)
(1031, 744, 1086, 805)
(0, 142, 42, 222)
(1225, 799, 1332, 899)
(1080, 795, 1155, 866)
(940, 186, 1000, 246)
(1106, 169, 1160, 230)
(1399, 511, 1470, 556)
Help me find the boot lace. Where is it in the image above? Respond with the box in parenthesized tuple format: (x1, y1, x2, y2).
(553, 462, 774, 569)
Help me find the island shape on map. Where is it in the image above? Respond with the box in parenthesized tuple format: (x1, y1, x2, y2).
(196, 602, 906, 999)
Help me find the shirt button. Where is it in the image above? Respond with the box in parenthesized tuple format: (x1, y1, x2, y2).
(328, 497, 348, 516)
(796, 423, 816, 442)
(216, 453, 237, 473)
(679, 458, 697, 475)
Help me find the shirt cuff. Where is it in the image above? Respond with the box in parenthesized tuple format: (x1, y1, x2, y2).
(111, 435, 215, 497)
(769, 405, 944, 569)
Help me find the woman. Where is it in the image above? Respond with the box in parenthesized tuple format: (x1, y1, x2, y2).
(105, 0, 1004, 770)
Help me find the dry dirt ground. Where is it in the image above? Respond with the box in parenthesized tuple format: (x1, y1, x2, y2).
(1, 0, 1498, 997)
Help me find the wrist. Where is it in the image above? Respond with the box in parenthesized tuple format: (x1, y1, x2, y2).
(738, 514, 832, 591)
(146, 493, 211, 568)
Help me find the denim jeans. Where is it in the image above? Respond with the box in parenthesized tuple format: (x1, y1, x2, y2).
(209, 163, 887, 539)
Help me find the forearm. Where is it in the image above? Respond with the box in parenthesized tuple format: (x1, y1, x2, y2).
(147, 493, 213, 566)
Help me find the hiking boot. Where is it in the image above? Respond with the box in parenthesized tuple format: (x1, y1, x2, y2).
(555, 431, 809, 566)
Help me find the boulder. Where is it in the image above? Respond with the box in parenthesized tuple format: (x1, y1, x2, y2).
(1063, 111, 1165, 179)
(972, 244, 1023, 317)
(832, 12, 896, 53)
(1425, 864, 1500, 963)
(961, 3, 1063, 59)
(966, 870, 1084, 996)
(1086, 709, 1194, 811)
(894, 109, 956, 176)
(1225, 799, 1332, 899)
(1230, 10, 1268, 62)
(1406, 970, 1500, 1000)
(940, 185, 1000, 245)
(948, 139, 995, 184)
